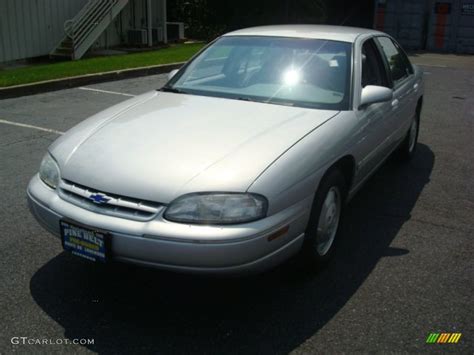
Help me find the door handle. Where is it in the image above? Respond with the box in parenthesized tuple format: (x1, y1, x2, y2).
(392, 99, 399, 107)
(413, 83, 419, 91)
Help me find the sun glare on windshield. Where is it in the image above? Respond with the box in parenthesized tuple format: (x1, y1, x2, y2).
(282, 68, 301, 86)
(168, 36, 352, 110)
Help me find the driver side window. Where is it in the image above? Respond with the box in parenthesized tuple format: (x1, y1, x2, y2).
(361, 39, 389, 88)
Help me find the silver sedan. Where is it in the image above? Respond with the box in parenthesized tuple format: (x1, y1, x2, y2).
(27, 25, 424, 274)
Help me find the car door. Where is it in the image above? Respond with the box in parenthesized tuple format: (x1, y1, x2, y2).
(375, 36, 418, 147)
(353, 38, 395, 183)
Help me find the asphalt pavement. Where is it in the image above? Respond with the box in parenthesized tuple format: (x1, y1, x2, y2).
(0, 54, 473, 354)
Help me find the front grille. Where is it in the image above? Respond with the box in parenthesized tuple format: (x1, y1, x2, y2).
(58, 179, 163, 221)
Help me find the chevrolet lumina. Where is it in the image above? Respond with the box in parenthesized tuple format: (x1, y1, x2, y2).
(27, 25, 423, 274)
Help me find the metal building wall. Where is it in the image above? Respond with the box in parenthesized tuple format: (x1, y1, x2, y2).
(427, 0, 474, 53)
(457, 0, 474, 53)
(374, 0, 474, 53)
(0, 0, 88, 62)
(374, 0, 429, 50)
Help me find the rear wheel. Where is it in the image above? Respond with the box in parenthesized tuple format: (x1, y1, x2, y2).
(300, 169, 347, 267)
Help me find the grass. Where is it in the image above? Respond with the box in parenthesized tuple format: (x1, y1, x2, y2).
(0, 43, 205, 88)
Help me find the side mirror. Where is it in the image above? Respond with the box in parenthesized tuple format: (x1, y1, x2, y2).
(359, 85, 393, 108)
(168, 69, 179, 80)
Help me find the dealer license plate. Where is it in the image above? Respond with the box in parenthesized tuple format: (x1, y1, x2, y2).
(60, 220, 108, 263)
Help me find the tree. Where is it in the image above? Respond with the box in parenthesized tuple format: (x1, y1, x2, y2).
(168, 0, 327, 40)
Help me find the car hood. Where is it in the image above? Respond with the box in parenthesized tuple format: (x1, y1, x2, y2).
(50, 91, 338, 203)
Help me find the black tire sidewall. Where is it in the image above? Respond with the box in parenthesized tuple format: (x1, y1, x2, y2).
(400, 112, 420, 160)
(301, 169, 347, 266)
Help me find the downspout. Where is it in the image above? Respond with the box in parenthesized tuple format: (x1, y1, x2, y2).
(163, 0, 168, 44)
(147, 0, 152, 47)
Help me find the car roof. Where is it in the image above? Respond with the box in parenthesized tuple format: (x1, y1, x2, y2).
(223, 25, 384, 43)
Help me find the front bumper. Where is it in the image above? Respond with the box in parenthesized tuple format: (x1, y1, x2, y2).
(27, 174, 310, 274)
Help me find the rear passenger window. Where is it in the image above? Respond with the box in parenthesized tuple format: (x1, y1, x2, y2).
(376, 37, 412, 85)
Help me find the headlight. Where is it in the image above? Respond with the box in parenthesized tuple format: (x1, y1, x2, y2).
(39, 153, 60, 189)
(164, 193, 267, 225)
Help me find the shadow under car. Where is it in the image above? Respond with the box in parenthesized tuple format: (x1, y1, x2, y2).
(30, 143, 434, 354)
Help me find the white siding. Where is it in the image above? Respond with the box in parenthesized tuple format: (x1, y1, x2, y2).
(0, 0, 168, 62)
(0, 0, 88, 62)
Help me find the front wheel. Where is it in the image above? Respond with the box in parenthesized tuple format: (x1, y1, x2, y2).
(398, 111, 420, 160)
(300, 169, 347, 267)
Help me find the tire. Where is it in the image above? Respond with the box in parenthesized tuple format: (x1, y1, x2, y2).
(300, 169, 347, 267)
(398, 109, 420, 161)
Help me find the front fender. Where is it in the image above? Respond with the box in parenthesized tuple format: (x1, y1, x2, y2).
(247, 111, 358, 216)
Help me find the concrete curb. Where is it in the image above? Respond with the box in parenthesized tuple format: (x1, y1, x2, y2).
(0, 62, 184, 100)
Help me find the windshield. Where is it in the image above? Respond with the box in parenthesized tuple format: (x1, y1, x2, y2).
(165, 36, 352, 110)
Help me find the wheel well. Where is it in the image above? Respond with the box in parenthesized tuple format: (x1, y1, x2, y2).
(330, 155, 356, 191)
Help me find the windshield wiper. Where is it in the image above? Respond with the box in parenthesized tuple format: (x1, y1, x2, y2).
(160, 86, 188, 94)
(266, 100, 295, 107)
(236, 96, 257, 102)
(236, 96, 294, 107)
